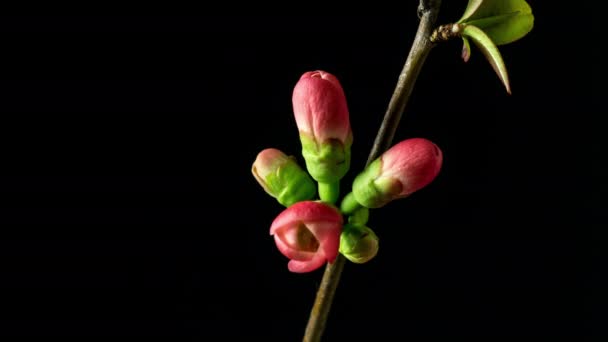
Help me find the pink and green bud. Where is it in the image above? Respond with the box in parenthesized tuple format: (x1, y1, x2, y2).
(352, 138, 443, 208)
(339, 224, 379, 264)
(252, 148, 316, 207)
(270, 201, 343, 273)
(292, 71, 352, 184)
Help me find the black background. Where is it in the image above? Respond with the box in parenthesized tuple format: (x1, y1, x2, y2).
(0, 2, 603, 340)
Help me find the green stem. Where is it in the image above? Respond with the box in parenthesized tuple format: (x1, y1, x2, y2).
(318, 182, 340, 204)
(340, 192, 362, 215)
(348, 207, 370, 226)
(302, 2, 443, 341)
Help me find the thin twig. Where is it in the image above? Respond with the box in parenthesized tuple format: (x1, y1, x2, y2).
(303, 2, 442, 341)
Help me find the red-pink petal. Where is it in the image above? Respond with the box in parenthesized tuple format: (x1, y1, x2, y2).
(252, 148, 290, 194)
(302, 221, 340, 263)
(273, 234, 315, 262)
(287, 251, 327, 273)
(292, 70, 351, 144)
(381, 138, 443, 196)
(270, 201, 342, 236)
(252, 148, 288, 179)
(269, 201, 343, 273)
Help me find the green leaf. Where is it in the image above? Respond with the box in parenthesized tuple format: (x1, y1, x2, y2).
(459, 0, 485, 22)
(462, 25, 511, 94)
(457, 0, 534, 45)
(465, 11, 520, 30)
(461, 37, 471, 62)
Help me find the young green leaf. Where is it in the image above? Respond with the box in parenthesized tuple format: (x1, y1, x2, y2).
(461, 37, 472, 62)
(462, 25, 511, 94)
(458, 0, 534, 46)
(459, 0, 485, 23)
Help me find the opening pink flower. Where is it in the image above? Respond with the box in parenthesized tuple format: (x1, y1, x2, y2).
(270, 201, 343, 273)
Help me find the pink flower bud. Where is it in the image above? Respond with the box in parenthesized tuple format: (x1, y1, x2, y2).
(292, 71, 353, 184)
(380, 138, 443, 194)
(352, 138, 443, 208)
(270, 201, 343, 273)
(292, 71, 351, 144)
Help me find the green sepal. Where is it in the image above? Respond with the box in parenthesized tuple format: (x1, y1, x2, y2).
(300, 133, 351, 184)
(352, 158, 399, 208)
(265, 156, 317, 207)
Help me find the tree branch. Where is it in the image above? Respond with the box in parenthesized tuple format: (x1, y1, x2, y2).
(303, 2, 442, 341)
(367, 0, 442, 164)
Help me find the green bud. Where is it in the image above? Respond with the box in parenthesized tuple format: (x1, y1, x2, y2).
(252, 148, 316, 207)
(339, 224, 379, 264)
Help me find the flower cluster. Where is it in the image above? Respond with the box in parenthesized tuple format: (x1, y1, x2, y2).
(252, 70, 443, 273)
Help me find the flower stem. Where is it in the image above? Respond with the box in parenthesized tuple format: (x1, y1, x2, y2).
(318, 182, 340, 204)
(302, 2, 442, 341)
(340, 192, 361, 215)
(347, 207, 369, 226)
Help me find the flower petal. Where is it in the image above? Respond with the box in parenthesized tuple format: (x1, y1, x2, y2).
(270, 201, 342, 236)
(269, 201, 343, 271)
(287, 251, 327, 273)
(303, 221, 341, 263)
(292, 71, 351, 143)
(381, 138, 443, 197)
(273, 234, 315, 262)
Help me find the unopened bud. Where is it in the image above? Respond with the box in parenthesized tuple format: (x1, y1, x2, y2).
(339, 224, 379, 264)
(252, 148, 316, 206)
